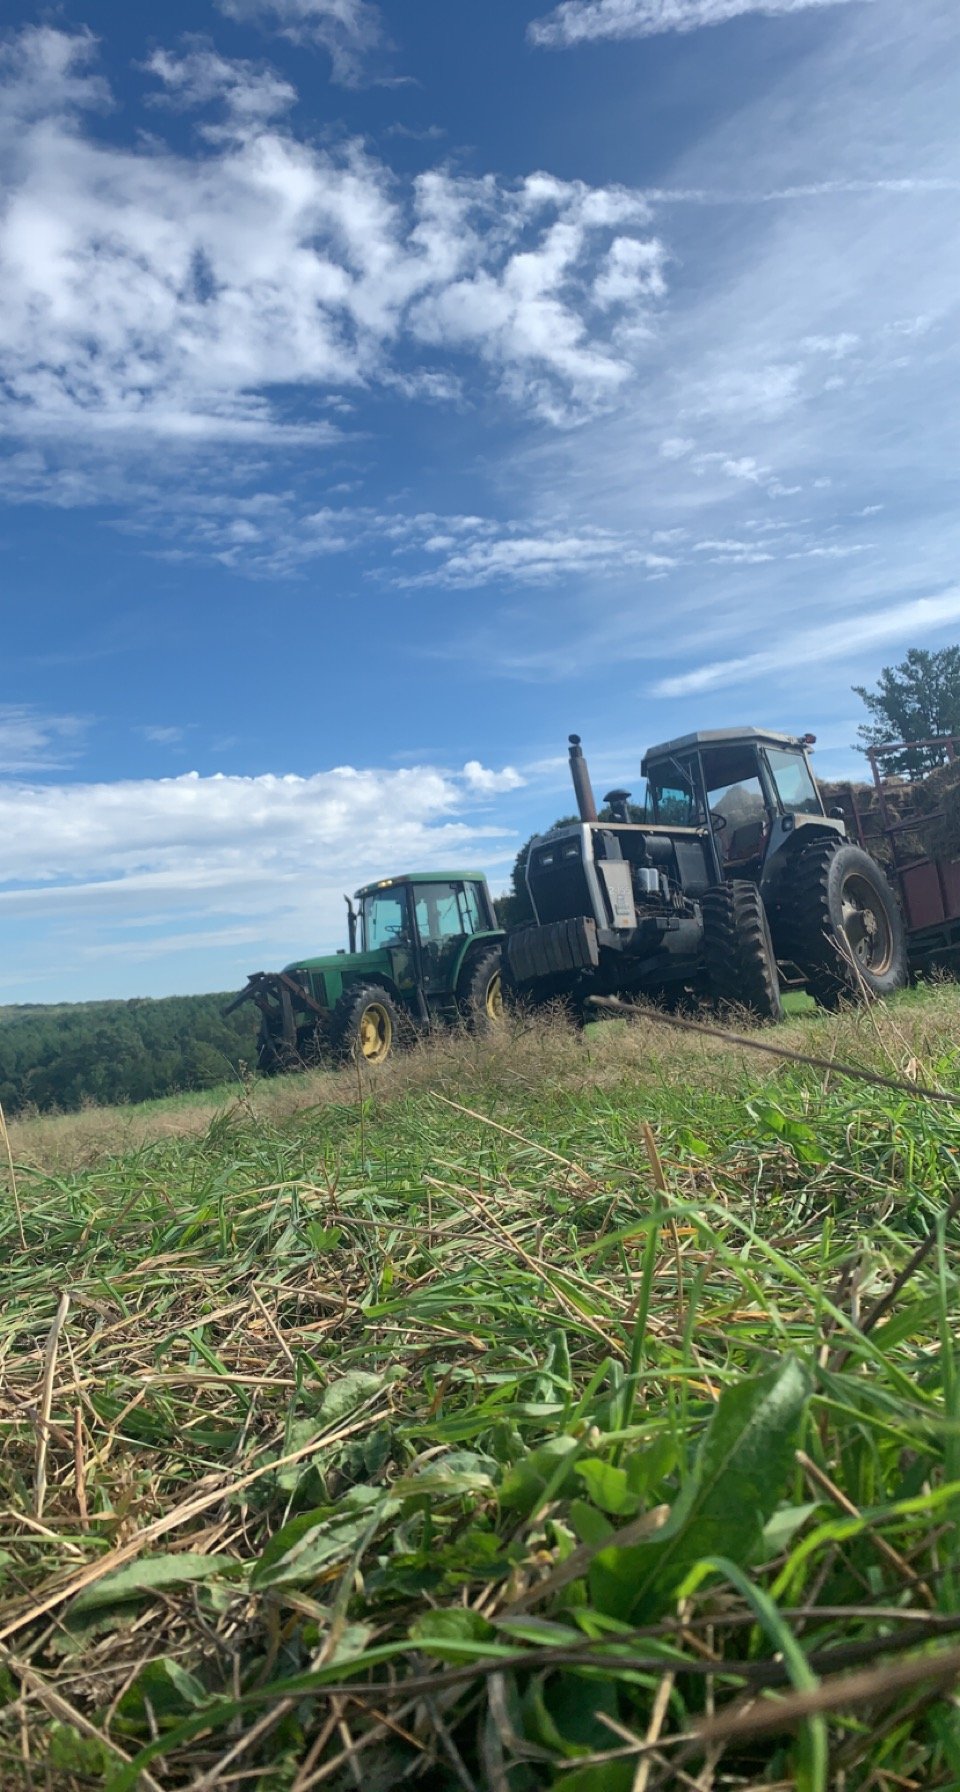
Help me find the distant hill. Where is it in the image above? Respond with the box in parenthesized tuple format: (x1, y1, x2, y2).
(0, 992, 259, 1117)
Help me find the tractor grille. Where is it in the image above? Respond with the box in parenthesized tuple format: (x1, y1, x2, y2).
(528, 836, 594, 925)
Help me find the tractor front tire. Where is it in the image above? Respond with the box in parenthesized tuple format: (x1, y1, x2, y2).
(331, 984, 401, 1067)
(778, 839, 907, 1009)
(461, 946, 506, 1031)
(702, 881, 783, 1022)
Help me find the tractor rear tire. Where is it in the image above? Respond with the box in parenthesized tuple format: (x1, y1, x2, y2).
(331, 984, 401, 1067)
(461, 946, 506, 1031)
(778, 839, 907, 1009)
(702, 881, 783, 1022)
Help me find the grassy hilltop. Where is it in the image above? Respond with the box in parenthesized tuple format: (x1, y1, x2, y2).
(2, 990, 960, 1788)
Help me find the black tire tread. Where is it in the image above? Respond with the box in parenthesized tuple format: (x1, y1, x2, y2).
(460, 945, 505, 1031)
(330, 982, 403, 1065)
(777, 838, 907, 1010)
(702, 881, 783, 1022)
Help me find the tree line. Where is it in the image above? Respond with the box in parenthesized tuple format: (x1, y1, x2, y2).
(0, 993, 259, 1117)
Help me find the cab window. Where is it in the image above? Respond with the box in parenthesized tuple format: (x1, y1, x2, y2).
(361, 888, 409, 949)
(766, 748, 822, 816)
(412, 882, 467, 944)
(700, 745, 767, 829)
(646, 761, 701, 826)
(459, 881, 485, 934)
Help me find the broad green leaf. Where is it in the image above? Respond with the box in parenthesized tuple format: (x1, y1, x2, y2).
(306, 1223, 342, 1252)
(253, 1486, 396, 1589)
(499, 1436, 581, 1515)
(568, 1499, 615, 1548)
(393, 1449, 497, 1499)
(114, 1659, 208, 1737)
(590, 1359, 810, 1621)
(761, 1501, 821, 1558)
(409, 1606, 494, 1657)
(72, 1553, 234, 1614)
(625, 1434, 677, 1497)
(325, 1622, 374, 1665)
(575, 1458, 642, 1517)
(317, 1371, 384, 1424)
(526, 1671, 621, 1758)
(746, 1100, 828, 1165)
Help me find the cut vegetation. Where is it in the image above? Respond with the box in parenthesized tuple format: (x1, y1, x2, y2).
(1, 989, 960, 1788)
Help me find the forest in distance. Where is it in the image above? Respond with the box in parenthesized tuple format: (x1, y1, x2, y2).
(0, 993, 260, 1116)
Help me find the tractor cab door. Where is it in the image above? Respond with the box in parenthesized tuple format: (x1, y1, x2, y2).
(360, 885, 419, 996)
(412, 880, 481, 1002)
(697, 743, 775, 880)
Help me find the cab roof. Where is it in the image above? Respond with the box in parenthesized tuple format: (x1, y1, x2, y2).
(355, 870, 487, 899)
(642, 726, 806, 770)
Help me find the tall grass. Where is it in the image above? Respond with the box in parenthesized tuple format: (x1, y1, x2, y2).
(2, 990, 960, 1788)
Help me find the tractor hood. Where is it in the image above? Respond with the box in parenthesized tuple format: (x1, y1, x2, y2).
(287, 949, 388, 979)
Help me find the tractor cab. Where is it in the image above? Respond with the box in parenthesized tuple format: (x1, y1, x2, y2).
(641, 727, 841, 892)
(354, 874, 498, 1006)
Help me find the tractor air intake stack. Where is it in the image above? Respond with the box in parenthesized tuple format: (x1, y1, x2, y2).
(568, 734, 599, 823)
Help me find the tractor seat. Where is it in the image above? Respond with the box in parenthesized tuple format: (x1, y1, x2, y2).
(725, 818, 767, 865)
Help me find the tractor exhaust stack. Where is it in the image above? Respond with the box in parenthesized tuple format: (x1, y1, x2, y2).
(568, 734, 599, 824)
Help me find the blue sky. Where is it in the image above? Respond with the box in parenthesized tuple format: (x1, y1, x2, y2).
(2, 0, 959, 1002)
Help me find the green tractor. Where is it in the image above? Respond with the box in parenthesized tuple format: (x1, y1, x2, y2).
(226, 871, 505, 1071)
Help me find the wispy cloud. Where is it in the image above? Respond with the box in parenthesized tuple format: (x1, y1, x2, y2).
(214, 0, 386, 87)
(653, 589, 960, 697)
(0, 706, 88, 774)
(138, 725, 191, 745)
(144, 40, 297, 122)
(529, 0, 873, 50)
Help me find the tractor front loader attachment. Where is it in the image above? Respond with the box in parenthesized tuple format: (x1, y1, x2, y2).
(224, 970, 329, 1071)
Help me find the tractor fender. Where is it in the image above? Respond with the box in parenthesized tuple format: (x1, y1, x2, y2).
(450, 931, 505, 992)
(761, 816, 846, 893)
(339, 971, 404, 1007)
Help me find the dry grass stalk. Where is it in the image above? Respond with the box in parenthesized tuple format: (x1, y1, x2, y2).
(0, 1097, 26, 1251)
(33, 1290, 70, 1521)
(795, 1450, 936, 1609)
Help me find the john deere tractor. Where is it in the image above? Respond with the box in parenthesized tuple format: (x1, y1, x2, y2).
(506, 730, 907, 1019)
(227, 871, 504, 1071)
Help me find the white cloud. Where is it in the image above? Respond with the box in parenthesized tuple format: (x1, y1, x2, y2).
(387, 516, 675, 588)
(801, 332, 860, 359)
(659, 436, 694, 459)
(215, 0, 385, 87)
(0, 762, 522, 990)
(529, 0, 873, 49)
(461, 760, 525, 795)
(653, 588, 960, 698)
(145, 42, 297, 122)
(0, 707, 88, 773)
(139, 725, 190, 745)
(0, 28, 667, 451)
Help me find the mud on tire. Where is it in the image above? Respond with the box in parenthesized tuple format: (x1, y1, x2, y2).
(702, 881, 783, 1022)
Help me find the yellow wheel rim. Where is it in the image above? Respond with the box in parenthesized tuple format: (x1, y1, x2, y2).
(358, 1002, 392, 1064)
(485, 970, 504, 1021)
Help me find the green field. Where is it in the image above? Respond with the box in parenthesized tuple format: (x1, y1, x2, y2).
(2, 989, 960, 1789)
